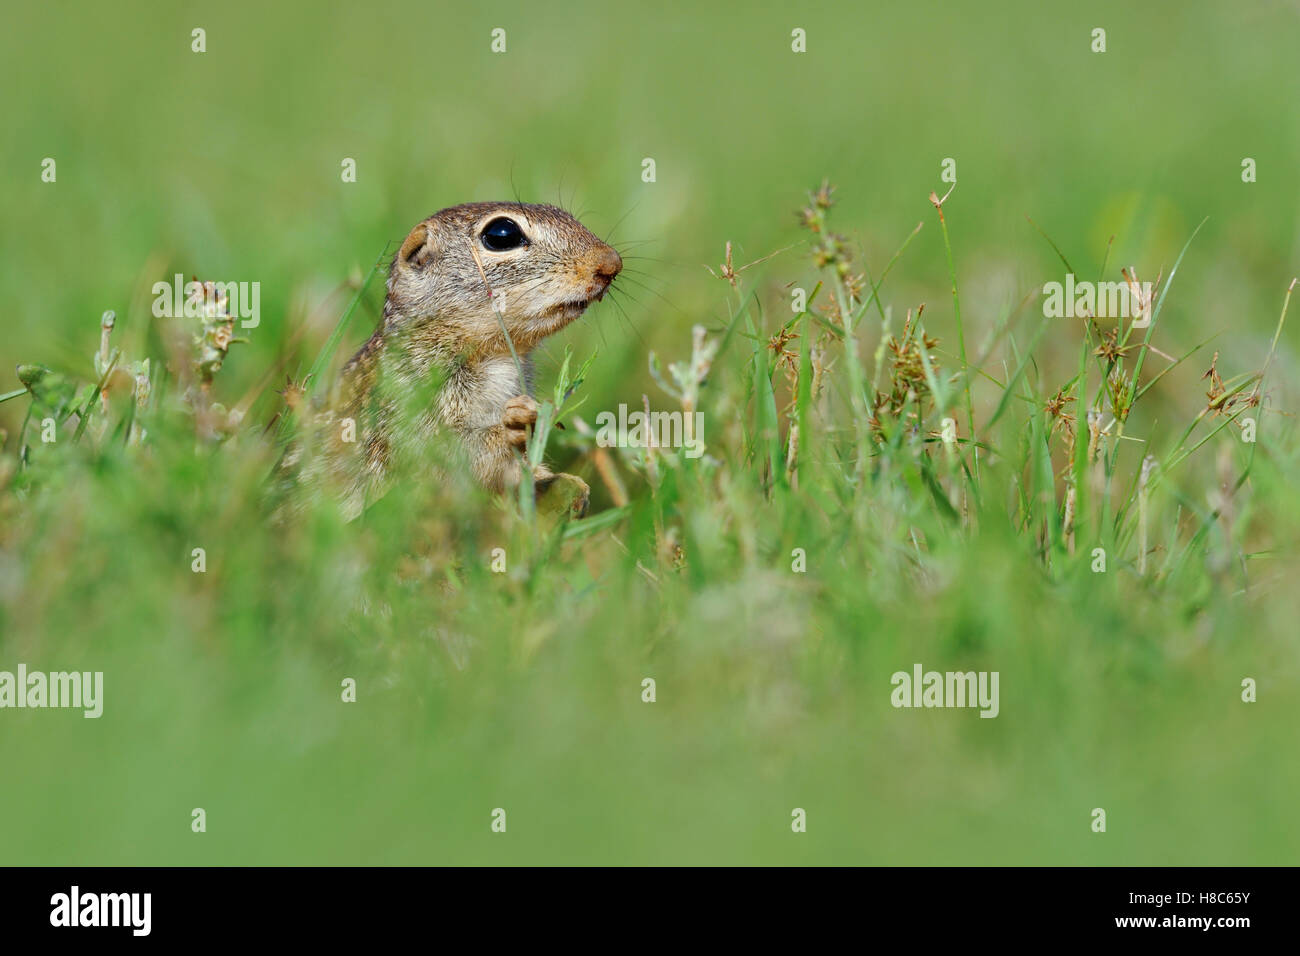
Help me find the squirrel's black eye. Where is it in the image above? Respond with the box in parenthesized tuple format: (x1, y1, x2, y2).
(480, 217, 528, 252)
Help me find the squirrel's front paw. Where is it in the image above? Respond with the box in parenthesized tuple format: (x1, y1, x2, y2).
(502, 394, 538, 449)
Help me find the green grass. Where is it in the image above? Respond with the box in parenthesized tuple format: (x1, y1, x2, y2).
(1, 0, 1298, 864)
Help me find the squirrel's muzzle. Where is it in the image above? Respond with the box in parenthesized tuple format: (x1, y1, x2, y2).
(590, 245, 622, 300)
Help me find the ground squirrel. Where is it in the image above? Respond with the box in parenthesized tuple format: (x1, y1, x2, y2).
(317, 202, 622, 518)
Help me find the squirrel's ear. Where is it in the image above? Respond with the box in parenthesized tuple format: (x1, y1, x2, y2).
(398, 222, 433, 269)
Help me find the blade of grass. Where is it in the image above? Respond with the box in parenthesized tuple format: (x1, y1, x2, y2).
(932, 191, 976, 479)
(305, 250, 387, 397)
(1122, 217, 1208, 414)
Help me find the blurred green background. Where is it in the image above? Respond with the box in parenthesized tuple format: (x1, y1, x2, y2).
(1, 0, 1298, 864)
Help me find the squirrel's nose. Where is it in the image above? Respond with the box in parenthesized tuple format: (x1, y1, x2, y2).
(594, 246, 622, 282)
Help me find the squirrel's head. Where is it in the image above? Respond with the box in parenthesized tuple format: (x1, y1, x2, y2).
(385, 202, 622, 357)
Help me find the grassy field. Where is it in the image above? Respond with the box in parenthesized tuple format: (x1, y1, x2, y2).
(1, 1, 1298, 864)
